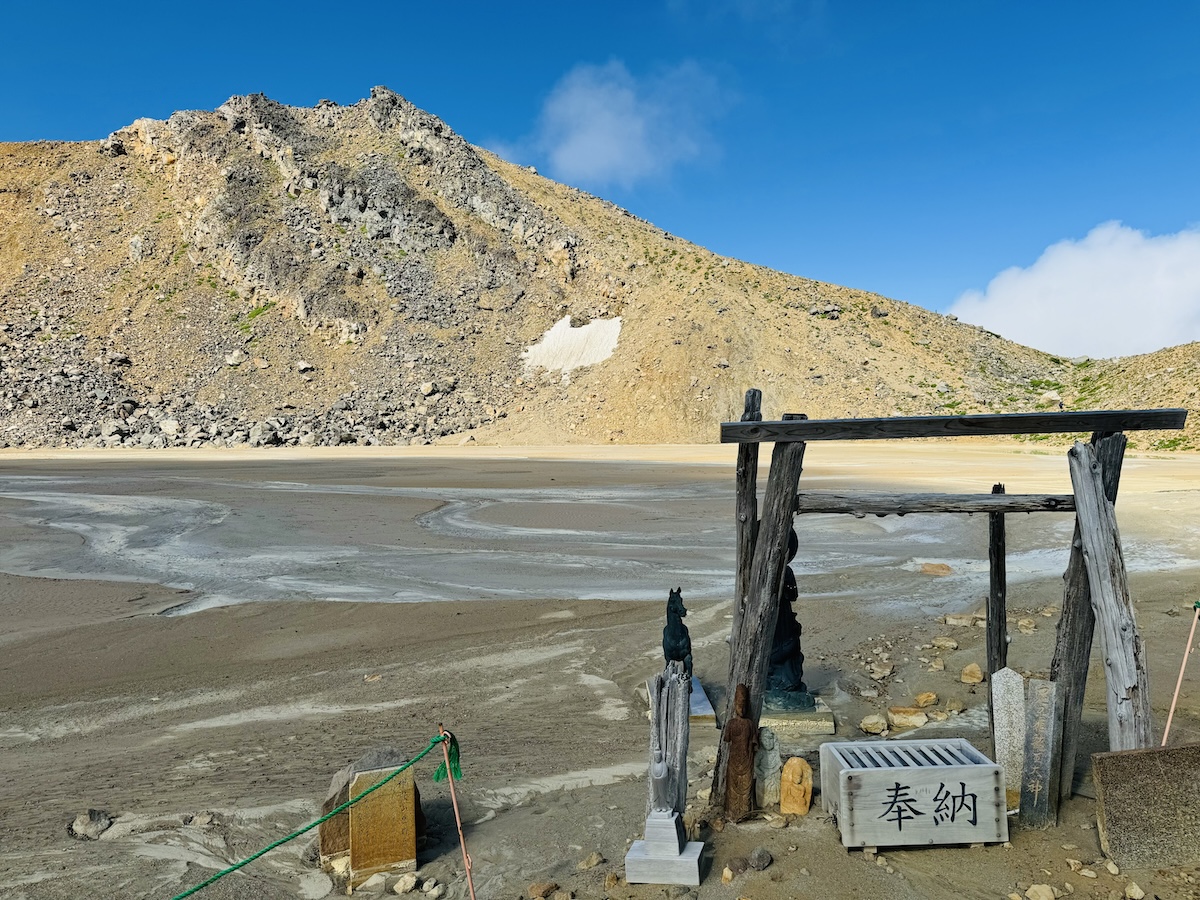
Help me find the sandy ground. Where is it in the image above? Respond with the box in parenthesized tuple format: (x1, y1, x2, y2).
(1, 442, 1199, 900)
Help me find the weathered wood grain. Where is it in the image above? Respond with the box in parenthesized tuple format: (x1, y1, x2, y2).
(1051, 431, 1126, 800)
(721, 409, 1187, 443)
(794, 492, 1076, 516)
(731, 389, 762, 652)
(1068, 440, 1153, 751)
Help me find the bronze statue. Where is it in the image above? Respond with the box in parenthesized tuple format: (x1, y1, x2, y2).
(765, 528, 814, 711)
(662, 587, 693, 680)
(723, 683, 757, 821)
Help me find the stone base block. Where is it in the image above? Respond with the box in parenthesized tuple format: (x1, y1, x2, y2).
(624, 841, 703, 885)
(642, 811, 685, 855)
(760, 697, 835, 737)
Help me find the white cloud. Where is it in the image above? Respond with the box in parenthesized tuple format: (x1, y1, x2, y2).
(530, 60, 726, 190)
(948, 222, 1200, 358)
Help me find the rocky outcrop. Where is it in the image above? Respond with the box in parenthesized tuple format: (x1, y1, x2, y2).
(0, 88, 1194, 451)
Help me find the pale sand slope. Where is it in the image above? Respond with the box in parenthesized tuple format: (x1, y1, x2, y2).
(0, 444, 1198, 900)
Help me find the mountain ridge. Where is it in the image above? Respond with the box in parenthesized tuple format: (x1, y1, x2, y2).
(1, 87, 1195, 451)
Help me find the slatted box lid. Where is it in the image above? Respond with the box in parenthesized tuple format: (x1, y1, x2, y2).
(820, 738, 1008, 848)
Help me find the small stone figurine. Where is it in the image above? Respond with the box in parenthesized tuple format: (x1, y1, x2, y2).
(754, 727, 783, 808)
(723, 683, 758, 821)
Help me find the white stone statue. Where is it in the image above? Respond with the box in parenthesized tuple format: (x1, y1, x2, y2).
(754, 727, 783, 808)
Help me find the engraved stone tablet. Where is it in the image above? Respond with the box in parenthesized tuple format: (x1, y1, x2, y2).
(1019, 679, 1063, 829)
(348, 767, 417, 885)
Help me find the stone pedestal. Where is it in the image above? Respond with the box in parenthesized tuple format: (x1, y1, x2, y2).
(759, 697, 836, 737)
(624, 811, 703, 885)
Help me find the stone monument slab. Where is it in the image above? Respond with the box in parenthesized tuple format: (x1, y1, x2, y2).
(348, 767, 418, 886)
(1094, 742, 1200, 869)
(990, 667, 1025, 813)
(1019, 679, 1063, 829)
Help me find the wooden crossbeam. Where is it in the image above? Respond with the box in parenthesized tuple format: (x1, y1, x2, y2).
(721, 409, 1187, 443)
(794, 492, 1076, 516)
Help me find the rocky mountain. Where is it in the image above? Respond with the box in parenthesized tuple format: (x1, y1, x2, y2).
(1, 87, 1195, 451)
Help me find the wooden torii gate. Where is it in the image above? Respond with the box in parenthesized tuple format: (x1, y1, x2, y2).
(711, 389, 1188, 819)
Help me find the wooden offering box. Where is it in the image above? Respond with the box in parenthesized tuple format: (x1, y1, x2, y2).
(820, 738, 1008, 849)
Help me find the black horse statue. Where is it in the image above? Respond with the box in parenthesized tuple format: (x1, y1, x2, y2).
(663, 587, 693, 681)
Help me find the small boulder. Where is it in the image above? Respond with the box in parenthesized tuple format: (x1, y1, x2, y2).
(577, 851, 604, 870)
(859, 714, 888, 735)
(528, 883, 559, 899)
(68, 809, 113, 840)
(960, 663, 984, 684)
(357, 873, 388, 893)
(392, 872, 419, 894)
(914, 691, 938, 708)
(748, 847, 773, 870)
(887, 707, 929, 729)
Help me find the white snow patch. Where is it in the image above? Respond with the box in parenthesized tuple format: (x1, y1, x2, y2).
(521, 316, 621, 372)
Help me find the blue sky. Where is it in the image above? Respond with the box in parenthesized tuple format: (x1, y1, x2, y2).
(4, 1, 1199, 357)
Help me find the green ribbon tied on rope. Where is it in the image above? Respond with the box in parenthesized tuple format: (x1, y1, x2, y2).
(433, 730, 462, 782)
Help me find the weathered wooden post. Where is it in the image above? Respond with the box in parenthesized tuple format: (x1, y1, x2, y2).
(730, 389, 763, 653)
(714, 415, 806, 811)
(1067, 440, 1153, 750)
(1050, 431, 1127, 799)
(987, 482, 1008, 676)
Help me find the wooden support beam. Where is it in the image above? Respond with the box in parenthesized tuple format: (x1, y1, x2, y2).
(794, 492, 1076, 516)
(721, 408, 1187, 444)
(731, 389, 762, 654)
(1068, 440, 1154, 751)
(714, 422, 806, 810)
(987, 483, 1008, 676)
(1051, 432, 1126, 800)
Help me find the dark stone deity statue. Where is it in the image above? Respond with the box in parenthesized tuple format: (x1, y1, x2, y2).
(662, 587, 693, 680)
(764, 528, 814, 711)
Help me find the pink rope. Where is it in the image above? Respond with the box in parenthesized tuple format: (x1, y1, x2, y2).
(1162, 604, 1200, 747)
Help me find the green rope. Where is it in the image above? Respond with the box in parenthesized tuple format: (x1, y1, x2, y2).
(169, 734, 446, 900)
